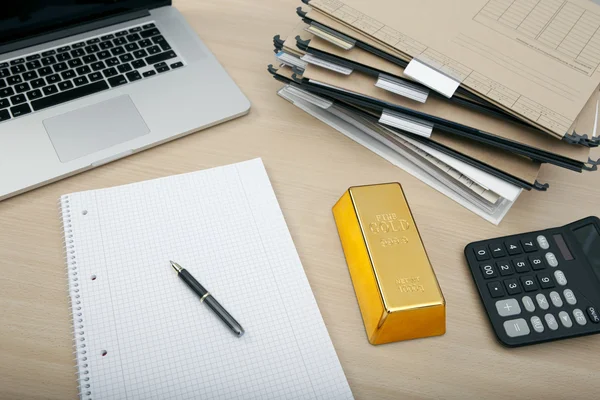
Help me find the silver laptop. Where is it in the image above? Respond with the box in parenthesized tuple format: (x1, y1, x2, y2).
(0, 1, 250, 201)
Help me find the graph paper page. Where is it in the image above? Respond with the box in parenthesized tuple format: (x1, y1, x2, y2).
(61, 158, 353, 400)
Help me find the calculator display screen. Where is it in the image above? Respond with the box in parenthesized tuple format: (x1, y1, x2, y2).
(573, 224, 600, 279)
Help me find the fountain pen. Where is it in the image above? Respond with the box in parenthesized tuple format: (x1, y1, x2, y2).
(170, 261, 245, 337)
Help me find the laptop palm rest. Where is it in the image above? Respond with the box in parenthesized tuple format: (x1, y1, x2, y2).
(43, 95, 150, 163)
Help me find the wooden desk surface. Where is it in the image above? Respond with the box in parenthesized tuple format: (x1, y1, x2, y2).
(1, 1, 600, 399)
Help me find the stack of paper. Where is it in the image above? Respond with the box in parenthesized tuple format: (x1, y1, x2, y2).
(270, 0, 600, 224)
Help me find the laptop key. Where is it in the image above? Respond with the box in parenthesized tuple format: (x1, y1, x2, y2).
(61, 70, 76, 80)
(129, 26, 142, 33)
(42, 85, 58, 96)
(115, 30, 128, 37)
(125, 43, 139, 52)
(145, 50, 176, 65)
(10, 103, 31, 117)
(15, 83, 30, 93)
(10, 64, 26, 74)
(26, 54, 41, 61)
(0, 98, 8, 108)
(156, 64, 169, 73)
(88, 72, 103, 82)
(85, 44, 100, 54)
(86, 38, 100, 45)
(57, 45, 71, 53)
(26, 60, 42, 70)
(31, 81, 110, 111)
(113, 37, 127, 46)
(99, 41, 114, 50)
(10, 94, 26, 104)
(117, 64, 133, 73)
(0, 63, 6, 68)
(0, 79, 4, 88)
(41, 56, 57, 66)
(147, 45, 161, 55)
(68, 58, 83, 68)
(57, 53, 71, 62)
(103, 67, 118, 78)
(82, 54, 97, 64)
(74, 76, 89, 86)
(23, 71, 38, 81)
(46, 74, 61, 84)
(58, 80, 74, 91)
(111, 46, 126, 56)
(138, 39, 152, 48)
(91, 61, 106, 71)
(133, 49, 148, 59)
(76, 65, 92, 75)
(53, 63, 68, 72)
(39, 66, 53, 76)
(170, 62, 183, 69)
(26, 89, 42, 100)
(10, 58, 25, 65)
(140, 28, 160, 38)
(126, 70, 141, 82)
(7, 76, 22, 85)
(105, 58, 120, 67)
(131, 59, 146, 69)
(97, 50, 111, 60)
(142, 23, 155, 29)
(71, 48, 85, 58)
(72, 42, 85, 48)
(31, 78, 45, 88)
(101, 34, 115, 41)
(142, 70, 156, 78)
(108, 74, 127, 87)
(0, 109, 10, 121)
(42, 50, 57, 57)
(127, 33, 141, 42)
(0, 87, 15, 97)
(119, 54, 133, 63)
(159, 42, 171, 51)
(0, 69, 10, 77)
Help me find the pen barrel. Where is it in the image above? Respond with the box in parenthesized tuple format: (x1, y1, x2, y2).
(179, 269, 209, 297)
(204, 295, 245, 337)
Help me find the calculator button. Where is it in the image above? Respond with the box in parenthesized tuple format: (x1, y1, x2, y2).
(504, 278, 522, 295)
(554, 270, 567, 286)
(505, 239, 522, 255)
(522, 296, 535, 312)
(558, 311, 572, 328)
(573, 309, 587, 326)
(545, 252, 558, 267)
(536, 293, 549, 310)
(520, 276, 538, 292)
(536, 235, 550, 250)
(544, 314, 559, 331)
(531, 316, 544, 333)
(489, 242, 506, 258)
(521, 238, 537, 253)
(529, 255, 545, 270)
(495, 298, 521, 317)
(488, 281, 505, 298)
(480, 263, 497, 279)
(496, 261, 514, 276)
(587, 307, 600, 323)
(537, 272, 555, 289)
(503, 318, 530, 337)
(512, 258, 530, 273)
(549, 291, 563, 308)
(473, 246, 490, 261)
(563, 289, 577, 305)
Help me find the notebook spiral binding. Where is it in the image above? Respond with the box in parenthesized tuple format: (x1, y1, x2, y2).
(60, 195, 92, 400)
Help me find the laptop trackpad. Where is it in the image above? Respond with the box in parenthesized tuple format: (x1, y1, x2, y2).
(43, 95, 150, 163)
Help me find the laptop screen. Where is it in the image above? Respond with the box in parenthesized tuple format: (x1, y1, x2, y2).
(0, 1, 170, 47)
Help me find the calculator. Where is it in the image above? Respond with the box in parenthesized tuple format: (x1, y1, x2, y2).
(464, 217, 600, 347)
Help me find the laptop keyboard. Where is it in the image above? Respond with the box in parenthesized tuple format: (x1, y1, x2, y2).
(0, 22, 185, 122)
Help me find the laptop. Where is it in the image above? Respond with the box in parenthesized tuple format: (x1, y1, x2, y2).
(0, 1, 250, 201)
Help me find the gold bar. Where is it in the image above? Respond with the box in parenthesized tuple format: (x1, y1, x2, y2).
(332, 183, 445, 345)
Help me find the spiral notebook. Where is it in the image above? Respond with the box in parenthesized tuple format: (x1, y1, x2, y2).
(60, 158, 353, 400)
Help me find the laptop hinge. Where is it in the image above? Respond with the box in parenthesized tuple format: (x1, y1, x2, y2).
(0, 9, 151, 56)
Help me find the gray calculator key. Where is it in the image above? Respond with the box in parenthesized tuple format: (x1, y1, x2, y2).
(545, 252, 558, 267)
(559, 311, 573, 328)
(496, 298, 521, 317)
(531, 316, 544, 333)
(549, 291, 563, 308)
(537, 235, 550, 250)
(522, 296, 535, 312)
(564, 289, 577, 305)
(503, 318, 530, 337)
(536, 293, 549, 310)
(573, 309, 587, 326)
(545, 313, 559, 331)
(554, 270, 567, 286)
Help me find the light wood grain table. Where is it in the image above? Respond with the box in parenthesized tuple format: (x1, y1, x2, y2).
(1, 1, 600, 399)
